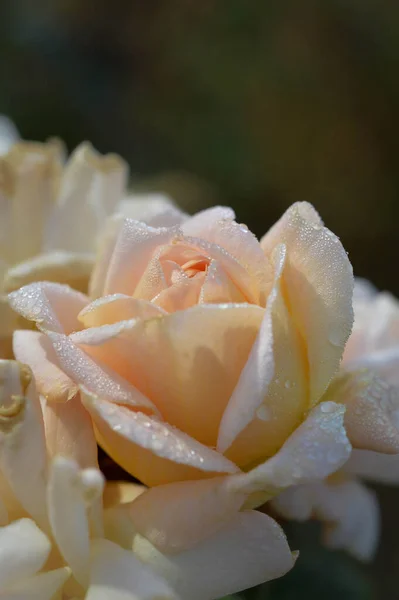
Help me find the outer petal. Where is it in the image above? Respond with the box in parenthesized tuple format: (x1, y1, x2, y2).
(133, 511, 296, 600)
(4, 567, 70, 600)
(47, 457, 104, 587)
(73, 304, 264, 446)
(324, 369, 399, 454)
(44, 142, 128, 254)
(0, 115, 19, 155)
(86, 538, 179, 600)
(8, 282, 89, 334)
(13, 330, 77, 403)
(119, 193, 188, 227)
(127, 477, 246, 554)
(41, 395, 98, 468)
(0, 519, 51, 589)
(0, 361, 48, 527)
(228, 402, 351, 503)
(345, 449, 399, 483)
(261, 202, 354, 405)
(271, 478, 380, 561)
(81, 390, 239, 487)
(78, 295, 166, 328)
(3, 252, 94, 295)
(218, 244, 308, 465)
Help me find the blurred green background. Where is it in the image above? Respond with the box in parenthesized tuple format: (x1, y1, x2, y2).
(1, 1, 398, 598)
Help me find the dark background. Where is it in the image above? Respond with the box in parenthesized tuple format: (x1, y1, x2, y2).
(1, 1, 398, 598)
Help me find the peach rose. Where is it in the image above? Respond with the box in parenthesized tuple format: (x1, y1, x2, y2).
(271, 279, 399, 561)
(10, 201, 359, 561)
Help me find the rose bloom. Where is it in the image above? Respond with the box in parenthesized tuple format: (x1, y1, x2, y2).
(0, 120, 127, 356)
(271, 279, 399, 561)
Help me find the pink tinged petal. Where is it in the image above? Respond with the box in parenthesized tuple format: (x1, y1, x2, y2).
(13, 330, 77, 403)
(219, 245, 308, 466)
(229, 402, 351, 499)
(119, 192, 188, 227)
(89, 216, 124, 299)
(47, 457, 104, 587)
(46, 331, 157, 411)
(325, 369, 399, 454)
(103, 218, 182, 296)
(81, 390, 239, 487)
(184, 208, 272, 306)
(41, 395, 98, 468)
(133, 511, 296, 600)
(152, 275, 204, 312)
(127, 477, 246, 554)
(0, 361, 48, 528)
(79, 295, 166, 328)
(132, 257, 168, 302)
(8, 282, 89, 334)
(75, 304, 264, 447)
(199, 259, 247, 304)
(86, 539, 179, 600)
(344, 449, 399, 483)
(0, 519, 51, 589)
(261, 202, 354, 405)
(5, 567, 71, 600)
(44, 143, 128, 254)
(271, 479, 380, 561)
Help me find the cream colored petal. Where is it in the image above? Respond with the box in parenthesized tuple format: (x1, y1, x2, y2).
(199, 259, 247, 304)
(0, 519, 51, 589)
(78, 295, 166, 328)
(103, 482, 145, 509)
(132, 256, 168, 301)
(44, 143, 128, 254)
(325, 369, 399, 454)
(86, 538, 179, 600)
(82, 390, 239, 487)
(152, 275, 204, 312)
(228, 402, 351, 501)
(3, 252, 94, 295)
(8, 282, 89, 334)
(127, 477, 246, 554)
(0, 361, 48, 527)
(345, 449, 399, 483)
(13, 330, 77, 402)
(73, 304, 264, 447)
(183, 207, 272, 306)
(103, 219, 182, 296)
(45, 331, 157, 411)
(271, 479, 379, 561)
(0, 115, 19, 155)
(41, 395, 98, 468)
(0, 141, 62, 264)
(261, 202, 354, 405)
(119, 193, 188, 227)
(89, 216, 124, 299)
(5, 567, 71, 600)
(133, 511, 296, 600)
(218, 244, 307, 464)
(47, 457, 104, 587)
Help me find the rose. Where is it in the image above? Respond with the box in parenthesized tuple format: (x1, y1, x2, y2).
(271, 279, 399, 561)
(9, 201, 359, 528)
(0, 133, 127, 356)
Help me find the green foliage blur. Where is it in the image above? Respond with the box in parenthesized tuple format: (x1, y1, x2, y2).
(1, 1, 398, 598)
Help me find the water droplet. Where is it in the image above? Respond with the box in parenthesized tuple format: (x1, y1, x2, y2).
(284, 380, 292, 389)
(256, 405, 272, 422)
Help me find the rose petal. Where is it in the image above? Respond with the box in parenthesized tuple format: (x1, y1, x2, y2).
(345, 449, 399, 483)
(271, 478, 379, 561)
(218, 244, 307, 464)
(47, 457, 104, 587)
(86, 538, 178, 600)
(199, 259, 247, 304)
(8, 282, 89, 334)
(261, 202, 354, 405)
(5, 567, 71, 600)
(81, 390, 239, 487)
(73, 304, 264, 446)
(78, 295, 166, 328)
(0, 519, 51, 589)
(89, 216, 124, 299)
(119, 193, 187, 227)
(127, 476, 246, 554)
(133, 510, 296, 600)
(152, 275, 204, 312)
(13, 330, 77, 403)
(325, 369, 399, 454)
(228, 402, 351, 501)
(0, 361, 48, 527)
